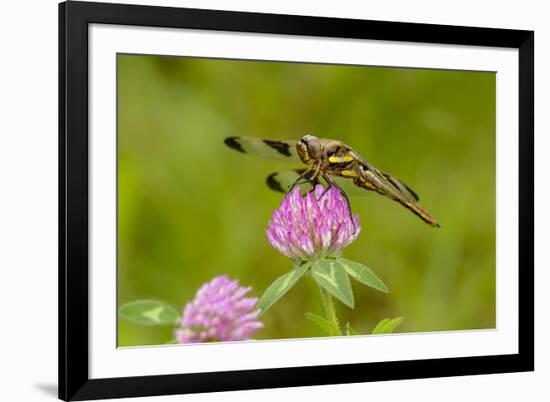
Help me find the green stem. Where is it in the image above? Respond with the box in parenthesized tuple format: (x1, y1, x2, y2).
(319, 286, 342, 336)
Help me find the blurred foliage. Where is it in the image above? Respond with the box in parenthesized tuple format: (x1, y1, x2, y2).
(117, 54, 496, 346)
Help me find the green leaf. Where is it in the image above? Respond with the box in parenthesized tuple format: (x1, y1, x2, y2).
(119, 300, 180, 326)
(311, 259, 354, 308)
(257, 263, 310, 315)
(305, 312, 334, 335)
(371, 318, 390, 334)
(345, 322, 360, 336)
(372, 317, 404, 334)
(339, 258, 389, 293)
(382, 317, 404, 333)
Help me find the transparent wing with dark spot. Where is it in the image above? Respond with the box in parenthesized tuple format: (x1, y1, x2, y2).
(267, 170, 369, 196)
(381, 173, 419, 202)
(224, 136, 299, 162)
(349, 150, 420, 202)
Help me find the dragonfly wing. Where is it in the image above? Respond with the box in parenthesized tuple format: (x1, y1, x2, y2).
(381, 173, 419, 202)
(348, 149, 419, 202)
(224, 136, 299, 162)
(351, 157, 440, 226)
(267, 170, 366, 196)
(266, 170, 306, 193)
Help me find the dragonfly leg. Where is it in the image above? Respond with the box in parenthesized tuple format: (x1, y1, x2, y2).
(307, 176, 321, 193)
(317, 184, 331, 199)
(318, 174, 342, 201)
(303, 164, 322, 192)
(322, 174, 357, 233)
(287, 168, 313, 193)
(291, 178, 311, 187)
(288, 163, 322, 193)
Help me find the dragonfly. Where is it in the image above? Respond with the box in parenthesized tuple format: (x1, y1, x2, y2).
(224, 134, 440, 228)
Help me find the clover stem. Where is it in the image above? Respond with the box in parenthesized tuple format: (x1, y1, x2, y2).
(319, 286, 342, 336)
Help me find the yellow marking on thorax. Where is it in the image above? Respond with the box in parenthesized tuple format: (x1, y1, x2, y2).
(328, 155, 354, 164)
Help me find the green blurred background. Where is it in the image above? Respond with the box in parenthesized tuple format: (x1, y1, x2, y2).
(117, 54, 496, 346)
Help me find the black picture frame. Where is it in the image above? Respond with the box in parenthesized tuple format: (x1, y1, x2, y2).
(59, 1, 534, 400)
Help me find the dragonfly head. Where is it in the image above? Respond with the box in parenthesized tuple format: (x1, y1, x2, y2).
(297, 135, 322, 165)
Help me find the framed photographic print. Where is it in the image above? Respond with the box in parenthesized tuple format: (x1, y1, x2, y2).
(59, 1, 534, 400)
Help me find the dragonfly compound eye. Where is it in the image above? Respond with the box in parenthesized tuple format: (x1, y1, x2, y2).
(297, 135, 321, 164)
(304, 135, 322, 161)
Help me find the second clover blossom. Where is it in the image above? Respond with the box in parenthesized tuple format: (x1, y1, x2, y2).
(266, 185, 361, 261)
(175, 275, 263, 343)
